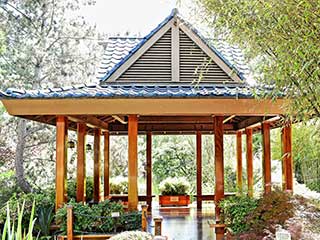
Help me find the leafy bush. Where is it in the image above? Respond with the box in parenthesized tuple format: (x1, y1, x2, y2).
(159, 177, 190, 195)
(67, 176, 94, 202)
(109, 231, 153, 240)
(35, 204, 55, 237)
(219, 195, 258, 234)
(0, 192, 53, 231)
(56, 200, 141, 234)
(110, 177, 128, 194)
(0, 171, 22, 206)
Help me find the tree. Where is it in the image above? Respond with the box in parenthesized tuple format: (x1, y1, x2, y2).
(194, 0, 320, 119)
(0, 0, 100, 192)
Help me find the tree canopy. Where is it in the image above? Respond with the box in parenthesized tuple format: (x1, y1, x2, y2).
(195, 0, 320, 119)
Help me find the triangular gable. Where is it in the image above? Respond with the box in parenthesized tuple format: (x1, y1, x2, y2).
(100, 9, 243, 84)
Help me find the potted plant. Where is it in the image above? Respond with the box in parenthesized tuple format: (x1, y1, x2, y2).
(159, 177, 190, 207)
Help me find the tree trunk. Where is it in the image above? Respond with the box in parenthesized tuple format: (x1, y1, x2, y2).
(15, 118, 32, 193)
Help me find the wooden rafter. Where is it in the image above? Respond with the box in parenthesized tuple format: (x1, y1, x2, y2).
(223, 115, 236, 124)
(68, 115, 109, 131)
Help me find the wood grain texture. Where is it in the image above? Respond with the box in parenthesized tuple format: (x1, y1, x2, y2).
(128, 115, 138, 211)
(262, 122, 271, 194)
(282, 122, 293, 191)
(246, 128, 253, 197)
(67, 206, 73, 240)
(196, 131, 202, 209)
(93, 129, 101, 203)
(236, 131, 243, 193)
(104, 131, 110, 197)
(146, 132, 152, 211)
(56, 116, 68, 211)
(214, 116, 224, 221)
(76, 123, 86, 203)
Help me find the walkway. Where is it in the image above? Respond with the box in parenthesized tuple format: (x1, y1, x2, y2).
(147, 203, 217, 240)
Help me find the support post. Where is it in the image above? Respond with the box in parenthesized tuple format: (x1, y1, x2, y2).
(67, 205, 73, 240)
(246, 128, 253, 197)
(128, 115, 138, 211)
(154, 216, 163, 236)
(93, 129, 101, 203)
(56, 116, 68, 211)
(76, 123, 86, 203)
(236, 131, 243, 194)
(104, 131, 110, 198)
(262, 122, 272, 194)
(281, 121, 293, 192)
(146, 132, 152, 211)
(196, 131, 202, 210)
(214, 116, 224, 222)
(141, 204, 148, 232)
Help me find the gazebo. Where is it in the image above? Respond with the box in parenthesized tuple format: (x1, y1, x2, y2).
(0, 9, 293, 225)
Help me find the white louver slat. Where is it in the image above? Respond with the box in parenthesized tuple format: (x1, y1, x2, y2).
(117, 29, 172, 82)
(179, 30, 233, 83)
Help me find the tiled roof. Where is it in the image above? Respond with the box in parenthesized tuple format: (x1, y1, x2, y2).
(2, 84, 267, 99)
(98, 9, 250, 81)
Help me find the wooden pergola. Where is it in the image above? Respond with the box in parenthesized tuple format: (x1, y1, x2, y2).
(0, 10, 293, 224)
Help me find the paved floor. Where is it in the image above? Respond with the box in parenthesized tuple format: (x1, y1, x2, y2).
(147, 203, 218, 240)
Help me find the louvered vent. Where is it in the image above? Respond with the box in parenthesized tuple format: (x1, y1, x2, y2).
(117, 29, 172, 82)
(179, 30, 232, 83)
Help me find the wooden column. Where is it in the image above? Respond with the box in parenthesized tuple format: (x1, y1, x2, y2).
(146, 132, 152, 211)
(56, 116, 68, 210)
(214, 116, 224, 221)
(93, 129, 101, 203)
(128, 115, 138, 211)
(281, 122, 293, 192)
(246, 128, 253, 197)
(76, 123, 86, 203)
(104, 131, 110, 198)
(262, 122, 272, 194)
(196, 131, 202, 210)
(236, 131, 243, 194)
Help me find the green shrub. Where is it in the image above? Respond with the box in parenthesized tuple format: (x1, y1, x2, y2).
(110, 177, 128, 194)
(56, 200, 141, 234)
(0, 171, 22, 206)
(0, 192, 53, 231)
(109, 231, 153, 240)
(159, 177, 190, 195)
(219, 195, 258, 234)
(67, 176, 94, 202)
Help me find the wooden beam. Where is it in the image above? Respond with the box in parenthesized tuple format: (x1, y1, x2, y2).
(281, 122, 293, 192)
(196, 131, 202, 210)
(223, 115, 236, 124)
(237, 116, 264, 130)
(93, 129, 101, 203)
(236, 131, 243, 193)
(3, 98, 289, 116)
(68, 115, 109, 131)
(109, 123, 234, 133)
(76, 123, 86, 203)
(246, 128, 253, 197)
(128, 115, 138, 211)
(103, 131, 110, 198)
(262, 122, 272, 194)
(146, 132, 152, 211)
(214, 116, 224, 221)
(138, 116, 215, 123)
(56, 116, 68, 210)
(112, 115, 127, 124)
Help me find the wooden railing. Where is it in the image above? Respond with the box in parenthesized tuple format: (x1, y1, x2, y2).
(59, 205, 149, 240)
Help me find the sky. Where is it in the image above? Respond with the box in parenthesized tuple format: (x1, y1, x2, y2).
(80, 0, 194, 36)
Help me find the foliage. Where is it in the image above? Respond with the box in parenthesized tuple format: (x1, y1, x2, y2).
(0, 192, 53, 232)
(56, 200, 142, 234)
(109, 231, 153, 240)
(1, 200, 36, 240)
(0, 171, 22, 206)
(224, 166, 237, 193)
(110, 177, 128, 194)
(35, 204, 54, 237)
(272, 121, 320, 192)
(67, 177, 94, 202)
(195, 0, 320, 119)
(219, 195, 258, 234)
(159, 177, 190, 196)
